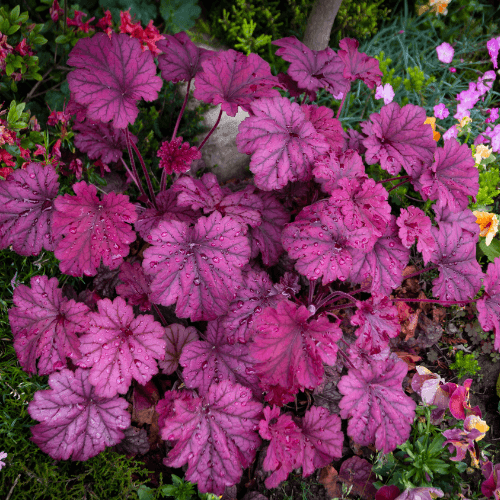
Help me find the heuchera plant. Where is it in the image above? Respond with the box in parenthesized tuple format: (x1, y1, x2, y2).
(3, 24, 497, 496)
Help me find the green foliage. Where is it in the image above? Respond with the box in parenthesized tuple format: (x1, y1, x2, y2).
(373, 405, 465, 493)
(160, 0, 201, 34)
(137, 475, 219, 500)
(479, 238, 500, 263)
(374, 51, 402, 90)
(449, 350, 481, 379)
(403, 65, 435, 93)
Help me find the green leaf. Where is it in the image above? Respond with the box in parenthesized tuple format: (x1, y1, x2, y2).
(479, 238, 500, 262)
(5, 63, 14, 76)
(18, 12, 29, 23)
(10, 5, 20, 22)
(33, 35, 48, 45)
(496, 371, 500, 398)
(55, 34, 70, 44)
(160, 0, 201, 33)
(7, 24, 20, 35)
(137, 485, 155, 500)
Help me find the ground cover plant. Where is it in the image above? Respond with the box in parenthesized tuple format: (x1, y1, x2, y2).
(1, 0, 500, 499)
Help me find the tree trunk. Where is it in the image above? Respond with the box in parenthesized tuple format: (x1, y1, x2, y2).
(302, 0, 344, 51)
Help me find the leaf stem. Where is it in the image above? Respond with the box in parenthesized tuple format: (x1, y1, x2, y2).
(336, 347, 357, 370)
(198, 108, 223, 150)
(402, 265, 438, 280)
(379, 175, 410, 184)
(120, 157, 142, 192)
(388, 178, 411, 192)
(171, 79, 191, 141)
(308, 279, 316, 306)
(317, 290, 357, 310)
(336, 91, 348, 120)
(160, 168, 167, 193)
(153, 304, 168, 326)
(127, 131, 157, 209)
(124, 130, 149, 202)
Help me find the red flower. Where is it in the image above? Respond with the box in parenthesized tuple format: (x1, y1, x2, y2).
(0, 149, 16, 167)
(157, 137, 201, 174)
(15, 39, 33, 57)
(49, 0, 63, 22)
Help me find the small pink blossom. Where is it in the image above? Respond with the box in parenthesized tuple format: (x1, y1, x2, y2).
(375, 83, 395, 105)
(50, 0, 63, 22)
(487, 37, 500, 69)
(486, 108, 499, 124)
(157, 137, 201, 175)
(443, 125, 458, 141)
(449, 67, 456, 73)
(436, 42, 454, 64)
(433, 103, 449, 120)
(0, 451, 7, 470)
(477, 70, 496, 96)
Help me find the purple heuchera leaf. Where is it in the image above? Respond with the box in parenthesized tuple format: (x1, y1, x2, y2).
(249, 191, 290, 266)
(134, 188, 200, 239)
(418, 139, 479, 211)
(116, 261, 153, 311)
(259, 405, 343, 489)
(395, 488, 444, 500)
(277, 72, 317, 102)
(114, 426, 150, 455)
(157, 32, 213, 83)
(236, 96, 330, 191)
(476, 258, 500, 350)
(180, 318, 260, 397)
(338, 38, 382, 90)
(312, 149, 367, 194)
(329, 177, 391, 238)
(159, 323, 198, 375)
(193, 49, 281, 117)
(52, 181, 138, 277)
(282, 199, 371, 284)
(76, 297, 166, 398)
(338, 357, 416, 453)
(349, 217, 410, 296)
(429, 224, 483, 302)
(173, 173, 263, 232)
(222, 266, 286, 344)
(338, 456, 377, 499)
(351, 295, 400, 355)
(67, 33, 162, 128)
(433, 205, 479, 239)
(396, 206, 436, 263)
(142, 212, 251, 321)
(250, 300, 342, 396)
(160, 381, 263, 495)
(361, 103, 436, 176)
(272, 36, 349, 97)
(301, 104, 344, 150)
(28, 368, 130, 461)
(73, 120, 137, 164)
(8, 275, 90, 375)
(0, 163, 59, 256)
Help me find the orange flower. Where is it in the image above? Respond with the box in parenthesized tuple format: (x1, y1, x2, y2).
(424, 117, 441, 142)
(473, 211, 499, 246)
(474, 144, 493, 164)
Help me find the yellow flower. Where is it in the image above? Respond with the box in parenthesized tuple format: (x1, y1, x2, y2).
(473, 211, 499, 246)
(459, 116, 472, 128)
(424, 117, 441, 142)
(474, 144, 493, 164)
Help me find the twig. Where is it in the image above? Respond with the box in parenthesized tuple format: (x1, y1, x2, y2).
(24, 65, 56, 103)
(30, 81, 63, 100)
(6, 474, 21, 500)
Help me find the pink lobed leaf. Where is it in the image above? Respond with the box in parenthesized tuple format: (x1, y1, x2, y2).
(0, 163, 59, 256)
(338, 38, 382, 89)
(361, 103, 436, 176)
(222, 266, 286, 344)
(272, 36, 349, 97)
(73, 120, 137, 164)
(429, 224, 483, 302)
(250, 300, 342, 396)
(180, 318, 260, 397)
(28, 368, 130, 461)
(338, 456, 378, 499)
(160, 381, 263, 495)
(142, 211, 251, 321)
(249, 191, 290, 266)
(348, 217, 410, 296)
(338, 357, 416, 453)
(396, 206, 436, 263)
(418, 138, 479, 211)
(134, 188, 200, 240)
(301, 104, 345, 150)
(52, 181, 138, 277)
(67, 33, 162, 128)
(159, 323, 198, 375)
(193, 49, 281, 117)
(115, 261, 153, 311)
(236, 96, 330, 191)
(76, 297, 166, 398)
(476, 258, 500, 350)
(8, 275, 90, 375)
(157, 32, 214, 83)
(433, 205, 479, 239)
(351, 295, 400, 355)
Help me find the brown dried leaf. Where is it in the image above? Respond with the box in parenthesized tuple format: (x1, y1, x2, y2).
(319, 465, 342, 499)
